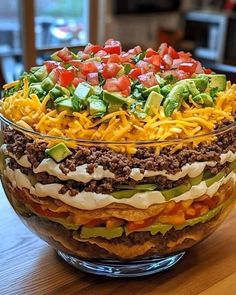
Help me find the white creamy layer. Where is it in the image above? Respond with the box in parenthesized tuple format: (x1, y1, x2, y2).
(4, 166, 236, 210)
(1, 142, 236, 183)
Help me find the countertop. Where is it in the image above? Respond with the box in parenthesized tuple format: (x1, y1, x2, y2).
(1, 185, 236, 295)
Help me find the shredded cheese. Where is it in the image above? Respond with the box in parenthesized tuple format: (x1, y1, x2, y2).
(1, 79, 235, 152)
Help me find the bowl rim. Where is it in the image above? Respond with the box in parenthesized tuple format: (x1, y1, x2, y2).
(1, 113, 236, 146)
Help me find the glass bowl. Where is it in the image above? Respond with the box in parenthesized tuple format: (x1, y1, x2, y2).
(1, 114, 236, 277)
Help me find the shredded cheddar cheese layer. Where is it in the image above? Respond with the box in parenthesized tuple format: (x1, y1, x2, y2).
(0, 80, 235, 151)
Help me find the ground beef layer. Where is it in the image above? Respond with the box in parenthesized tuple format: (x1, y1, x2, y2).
(3, 118, 236, 178)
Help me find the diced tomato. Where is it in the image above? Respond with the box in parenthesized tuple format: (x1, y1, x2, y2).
(176, 69, 191, 80)
(95, 50, 109, 58)
(69, 60, 83, 68)
(77, 50, 90, 60)
(168, 46, 179, 59)
(103, 78, 120, 92)
(178, 51, 192, 60)
(145, 48, 158, 57)
(120, 52, 133, 63)
(117, 75, 131, 91)
(136, 60, 150, 73)
(87, 72, 99, 86)
(104, 39, 122, 54)
(204, 68, 212, 74)
(162, 54, 173, 69)
(161, 69, 178, 79)
(106, 218, 125, 229)
(102, 62, 122, 79)
(128, 45, 142, 55)
(30, 203, 69, 218)
(81, 61, 98, 75)
(85, 219, 106, 227)
(57, 47, 74, 62)
(150, 54, 161, 68)
(44, 61, 59, 73)
(195, 61, 204, 74)
(84, 44, 104, 54)
(127, 217, 155, 232)
(172, 58, 184, 68)
(57, 68, 74, 87)
(178, 61, 197, 75)
(138, 72, 158, 88)
(107, 54, 121, 64)
(72, 77, 84, 87)
(158, 43, 168, 56)
(121, 88, 131, 97)
(129, 67, 142, 79)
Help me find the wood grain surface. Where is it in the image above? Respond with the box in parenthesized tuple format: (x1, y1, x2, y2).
(1, 184, 236, 295)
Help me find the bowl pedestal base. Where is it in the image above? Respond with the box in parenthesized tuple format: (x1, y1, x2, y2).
(57, 250, 185, 277)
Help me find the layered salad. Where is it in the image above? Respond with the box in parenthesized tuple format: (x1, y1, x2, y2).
(0, 39, 236, 260)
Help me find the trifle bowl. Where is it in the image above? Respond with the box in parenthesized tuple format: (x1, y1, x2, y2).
(0, 40, 236, 277)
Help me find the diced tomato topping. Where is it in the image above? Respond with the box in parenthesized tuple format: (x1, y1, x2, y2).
(95, 50, 108, 58)
(87, 72, 99, 86)
(57, 68, 74, 87)
(69, 60, 83, 68)
(168, 46, 179, 59)
(117, 75, 131, 91)
(104, 39, 122, 54)
(178, 61, 198, 75)
(150, 54, 161, 68)
(103, 78, 120, 92)
(81, 61, 98, 75)
(158, 43, 168, 57)
(57, 47, 74, 62)
(138, 72, 158, 88)
(128, 45, 142, 55)
(72, 77, 84, 87)
(195, 61, 204, 74)
(176, 69, 191, 80)
(204, 68, 212, 74)
(102, 62, 122, 79)
(129, 67, 142, 79)
(44, 61, 59, 73)
(77, 50, 90, 60)
(162, 54, 173, 69)
(107, 54, 121, 64)
(84, 44, 104, 54)
(178, 51, 192, 60)
(120, 52, 133, 63)
(146, 48, 159, 57)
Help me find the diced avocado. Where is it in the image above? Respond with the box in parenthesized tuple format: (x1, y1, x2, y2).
(192, 93, 214, 107)
(161, 183, 192, 201)
(51, 52, 62, 61)
(80, 226, 124, 239)
(41, 77, 55, 91)
(74, 82, 92, 104)
(115, 184, 158, 191)
(46, 142, 72, 162)
(155, 74, 165, 86)
(185, 80, 200, 97)
(142, 85, 160, 98)
(144, 91, 163, 115)
(163, 84, 189, 117)
(208, 74, 226, 91)
(55, 99, 73, 114)
(88, 97, 107, 117)
(107, 103, 123, 113)
(177, 77, 208, 93)
(49, 85, 70, 99)
(67, 84, 75, 95)
(160, 84, 172, 96)
(111, 190, 139, 199)
(30, 66, 41, 74)
(33, 66, 48, 81)
(29, 83, 45, 99)
(28, 73, 39, 83)
(189, 173, 203, 186)
(91, 85, 102, 96)
(229, 160, 236, 171)
(205, 171, 225, 187)
(103, 90, 130, 105)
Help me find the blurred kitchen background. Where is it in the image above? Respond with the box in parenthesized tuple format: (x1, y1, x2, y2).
(1, 0, 236, 86)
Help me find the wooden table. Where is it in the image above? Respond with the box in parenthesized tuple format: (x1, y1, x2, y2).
(1, 184, 236, 295)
